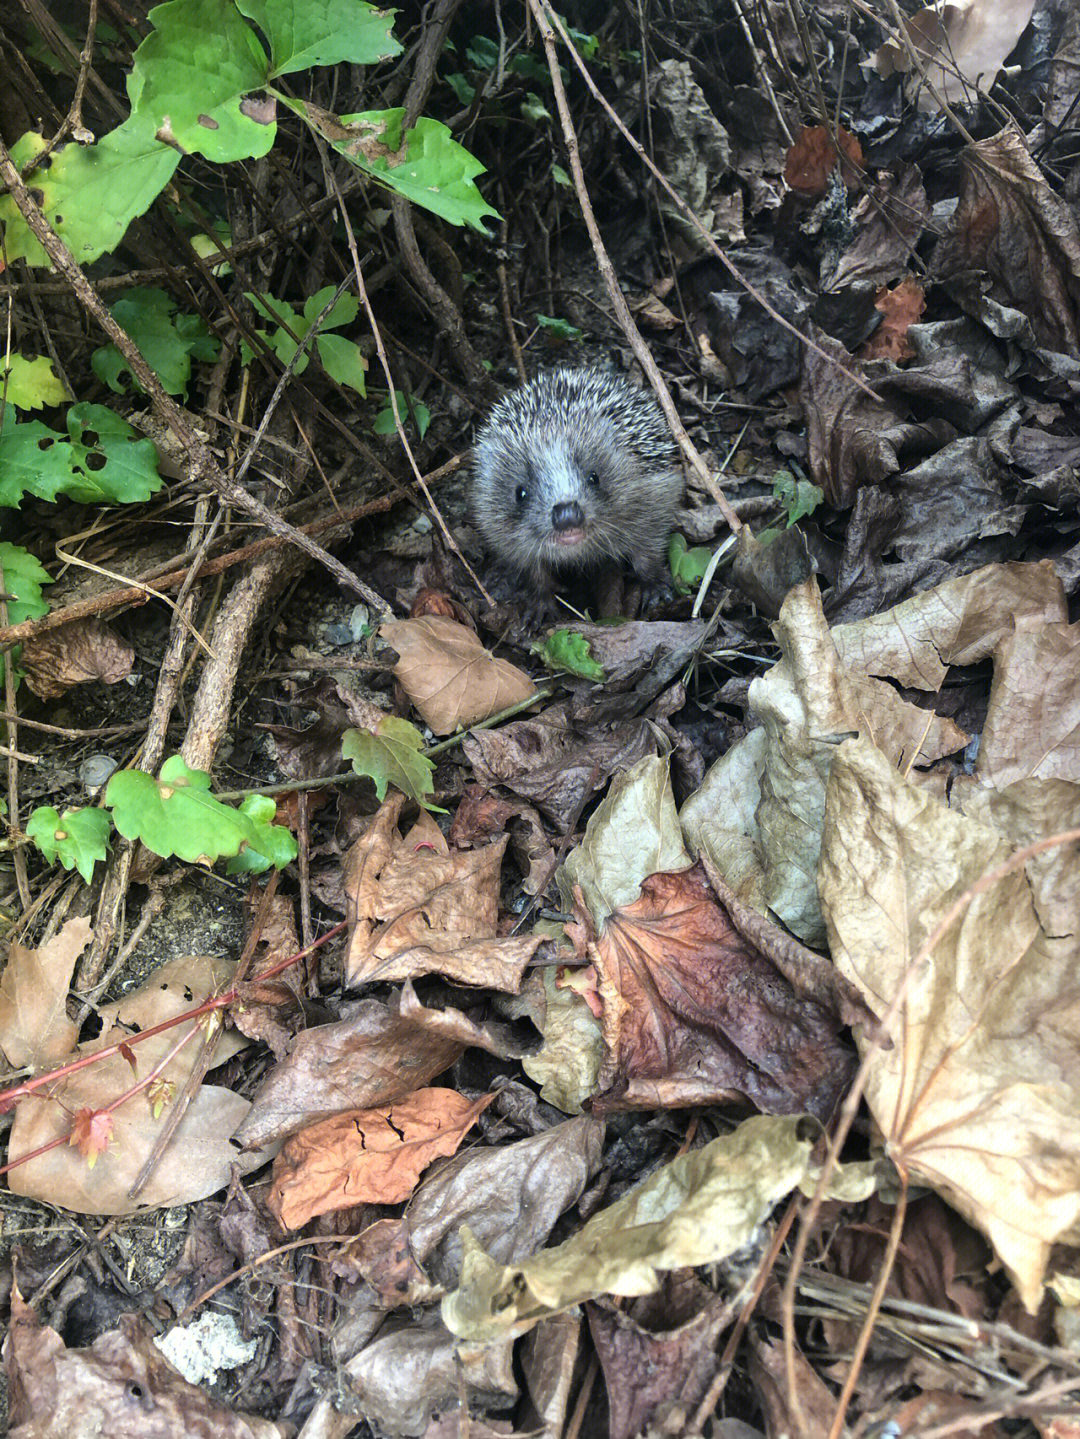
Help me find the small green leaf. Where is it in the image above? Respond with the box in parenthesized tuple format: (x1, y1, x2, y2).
(521, 93, 552, 125)
(535, 313, 583, 341)
(465, 35, 499, 68)
(373, 391, 430, 438)
(316, 334, 368, 396)
(237, 0, 402, 76)
(319, 106, 499, 232)
(105, 755, 297, 867)
(226, 795, 298, 873)
(444, 72, 475, 104)
(0, 120, 180, 268)
(536, 629, 605, 682)
(1, 354, 70, 410)
(64, 404, 165, 504)
(92, 287, 220, 398)
(0, 544, 52, 625)
(668, 532, 714, 593)
(128, 0, 273, 162)
(773, 470, 823, 528)
(342, 715, 439, 808)
(551, 164, 572, 187)
(510, 54, 551, 83)
(26, 806, 111, 883)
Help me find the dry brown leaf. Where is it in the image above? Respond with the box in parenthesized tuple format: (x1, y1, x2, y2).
(462, 701, 661, 832)
(589, 863, 854, 1120)
(978, 614, 1080, 786)
(873, 0, 1037, 113)
(381, 615, 536, 735)
(858, 278, 926, 362)
(18, 619, 134, 700)
(267, 1088, 495, 1230)
(783, 124, 863, 196)
(344, 792, 542, 990)
(233, 983, 520, 1151)
(0, 916, 89, 1070)
(933, 128, 1080, 354)
(5, 1291, 287, 1438)
(819, 735, 1080, 1311)
(833, 560, 1067, 690)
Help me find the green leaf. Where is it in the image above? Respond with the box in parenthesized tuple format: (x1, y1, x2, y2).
(0, 544, 52, 625)
(226, 795, 298, 873)
(465, 36, 499, 68)
(0, 405, 162, 507)
(321, 106, 499, 232)
(105, 755, 298, 867)
(303, 285, 358, 329)
(373, 391, 430, 439)
(521, 93, 551, 125)
(443, 72, 475, 105)
(237, 0, 402, 76)
(91, 287, 220, 398)
(342, 715, 438, 807)
(667, 532, 714, 594)
(316, 334, 367, 396)
(773, 470, 823, 528)
(64, 404, 165, 504)
(0, 120, 180, 268)
(537, 629, 605, 682)
(128, 0, 273, 162)
(535, 313, 582, 341)
(0, 354, 70, 410)
(26, 806, 111, 883)
(551, 164, 572, 187)
(509, 54, 550, 83)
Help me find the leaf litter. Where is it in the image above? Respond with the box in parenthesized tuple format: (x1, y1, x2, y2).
(4, 1, 1080, 1436)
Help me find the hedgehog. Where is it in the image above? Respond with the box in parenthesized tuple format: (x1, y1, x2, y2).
(470, 367, 684, 591)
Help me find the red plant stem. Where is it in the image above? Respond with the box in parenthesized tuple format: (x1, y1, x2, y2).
(0, 921, 347, 1116)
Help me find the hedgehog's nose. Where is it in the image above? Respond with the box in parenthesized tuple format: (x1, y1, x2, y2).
(551, 501, 585, 531)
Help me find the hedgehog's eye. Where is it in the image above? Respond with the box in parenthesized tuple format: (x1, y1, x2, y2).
(515, 484, 529, 504)
(586, 471, 601, 489)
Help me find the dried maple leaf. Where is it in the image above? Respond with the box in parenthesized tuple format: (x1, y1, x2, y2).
(0, 916, 90, 1070)
(784, 124, 862, 196)
(589, 863, 854, 1119)
(267, 1088, 495, 1229)
(820, 735, 1080, 1311)
(69, 1108, 115, 1166)
(344, 792, 543, 990)
(380, 614, 536, 735)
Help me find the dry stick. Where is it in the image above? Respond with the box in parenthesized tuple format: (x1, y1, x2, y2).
(496, 208, 528, 384)
(327, 166, 495, 606)
(0, 140, 386, 613)
(780, 825, 1080, 1438)
(538, 3, 882, 408)
(390, 0, 496, 404)
(0, 482, 434, 653)
(733, 0, 794, 145)
(529, 0, 739, 533)
(0, 553, 30, 911)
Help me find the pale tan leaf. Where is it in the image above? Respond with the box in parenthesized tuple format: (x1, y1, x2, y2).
(381, 615, 536, 735)
(819, 736, 1080, 1311)
(19, 618, 134, 700)
(872, 0, 1037, 113)
(0, 916, 90, 1069)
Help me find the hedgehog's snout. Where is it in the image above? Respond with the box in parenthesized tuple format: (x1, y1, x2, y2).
(551, 500, 585, 532)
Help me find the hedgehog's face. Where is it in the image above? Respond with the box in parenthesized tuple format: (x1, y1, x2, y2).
(478, 418, 643, 574)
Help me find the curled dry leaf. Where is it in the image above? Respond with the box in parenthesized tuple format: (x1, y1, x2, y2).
(18, 617, 134, 699)
(933, 128, 1080, 355)
(0, 915, 90, 1070)
(5, 1291, 288, 1439)
(977, 613, 1080, 787)
(267, 1088, 495, 1230)
(443, 1114, 869, 1342)
(380, 614, 536, 735)
(462, 701, 660, 832)
(344, 792, 542, 990)
(682, 578, 967, 945)
(233, 982, 522, 1151)
(819, 735, 1080, 1311)
(588, 863, 855, 1120)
